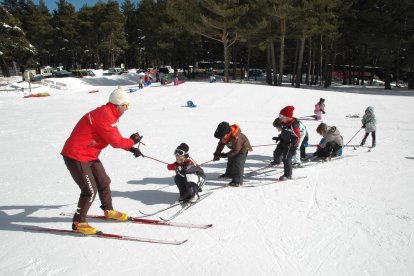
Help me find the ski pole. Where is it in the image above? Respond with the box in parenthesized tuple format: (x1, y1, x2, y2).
(344, 128, 363, 148)
(199, 159, 214, 166)
(252, 143, 276, 148)
(143, 154, 169, 165)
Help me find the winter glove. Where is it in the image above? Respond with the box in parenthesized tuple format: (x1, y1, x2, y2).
(213, 154, 220, 161)
(362, 124, 366, 128)
(130, 132, 143, 144)
(272, 136, 280, 142)
(129, 147, 143, 158)
(167, 163, 177, 170)
(220, 152, 228, 158)
(322, 111, 326, 114)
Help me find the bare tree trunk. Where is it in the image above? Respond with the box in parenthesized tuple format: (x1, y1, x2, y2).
(306, 37, 312, 85)
(266, 42, 272, 85)
(319, 34, 323, 86)
(270, 39, 277, 86)
(246, 47, 251, 80)
(295, 34, 306, 88)
(224, 43, 229, 82)
(323, 36, 330, 88)
(278, 16, 286, 86)
(292, 40, 300, 86)
(232, 46, 237, 80)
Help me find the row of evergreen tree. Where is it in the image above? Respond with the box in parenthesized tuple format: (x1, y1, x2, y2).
(1, 0, 413, 89)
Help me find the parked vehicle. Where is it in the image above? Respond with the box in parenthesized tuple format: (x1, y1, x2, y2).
(52, 70, 73, 78)
(71, 69, 95, 78)
(103, 67, 128, 75)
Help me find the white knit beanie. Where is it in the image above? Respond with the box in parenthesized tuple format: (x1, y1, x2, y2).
(109, 86, 130, 105)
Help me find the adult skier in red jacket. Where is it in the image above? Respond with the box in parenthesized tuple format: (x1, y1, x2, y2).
(61, 87, 143, 234)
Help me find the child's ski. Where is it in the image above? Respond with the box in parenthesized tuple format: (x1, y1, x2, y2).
(243, 176, 308, 187)
(138, 201, 182, 217)
(159, 192, 213, 221)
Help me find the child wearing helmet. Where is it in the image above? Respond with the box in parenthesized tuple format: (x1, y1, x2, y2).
(167, 143, 206, 202)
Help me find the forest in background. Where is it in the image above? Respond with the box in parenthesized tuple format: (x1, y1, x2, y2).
(1, 0, 413, 89)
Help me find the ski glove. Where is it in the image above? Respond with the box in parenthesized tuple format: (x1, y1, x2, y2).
(167, 163, 177, 170)
(220, 152, 228, 158)
(272, 136, 280, 142)
(213, 154, 220, 161)
(129, 147, 143, 158)
(362, 124, 366, 128)
(130, 132, 143, 144)
(322, 111, 326, 114)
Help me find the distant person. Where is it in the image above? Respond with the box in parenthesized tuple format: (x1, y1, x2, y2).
(61, 87, 143, 235)
(360, 106, 377, 148)
(210, 73, 217, 83)
(174, 72, 179, 85)
(167, 143, 206, 202)
(213, 122, 253, 186)
(314, 98, 326, 120)
(313, 123, 344, 159)
(270, 106, 301, 180)
(138, 76, 144, 89)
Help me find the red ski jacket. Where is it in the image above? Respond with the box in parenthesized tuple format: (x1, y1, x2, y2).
(61, 103, 134, 162)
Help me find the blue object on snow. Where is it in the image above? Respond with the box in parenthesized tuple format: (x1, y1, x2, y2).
(187, 100, 197, 108)
(128, 88, 138, 93)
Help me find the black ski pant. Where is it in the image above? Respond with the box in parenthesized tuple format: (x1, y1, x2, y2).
(362, 131, 376, 146)
(314, 142, 341, 158)
(175, 174, 206, 197)
(273, 144, 295, 178)
(63, 156, 113, 223)
(225, 151, 248, 184)
(300, 135, 308, 159)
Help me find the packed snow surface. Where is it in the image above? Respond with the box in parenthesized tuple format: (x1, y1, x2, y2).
(1, 73, 413, 275)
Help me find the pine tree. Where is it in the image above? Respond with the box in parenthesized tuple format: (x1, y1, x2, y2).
(194, 0, 249, 82)
(97, 0, 127, 69)
(51, 0, 78, 69)
(0, 6, 34, 76)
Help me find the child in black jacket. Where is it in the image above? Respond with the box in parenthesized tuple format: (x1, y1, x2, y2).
(167, 143, 206, 202)
(271, 106, 301, 181)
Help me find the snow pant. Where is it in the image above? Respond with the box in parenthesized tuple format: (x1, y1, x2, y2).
(313, 142, 342, 158)
(175, 174, 206, 197)
(273, 144, 295, 178)
(300, 135, 308, 159)
(225, 151, 248, 184)
(63, 156, 113, 223)
(292, 135, 308, 164)
(361, 131, 376, 146)
(314, 111, 322, 120)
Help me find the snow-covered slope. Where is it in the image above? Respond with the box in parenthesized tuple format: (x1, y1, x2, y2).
(0, 75, 413, 275)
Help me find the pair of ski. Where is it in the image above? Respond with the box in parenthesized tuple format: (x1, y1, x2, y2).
(352, 145, 375, 152)
(23, 202, 213, 245)
(138, 192, 213, 221)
